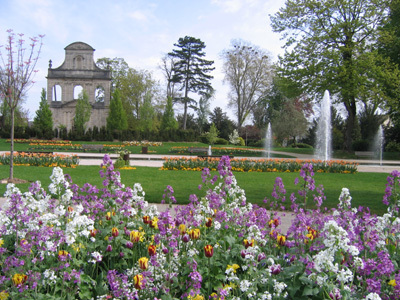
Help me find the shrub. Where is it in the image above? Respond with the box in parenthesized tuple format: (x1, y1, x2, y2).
(386, 141, 400, 152)
(215, 137, 229, 145)
(352, 139, 370, 151)
(237, 137, 245, 146)
(292, 143, 313, 149)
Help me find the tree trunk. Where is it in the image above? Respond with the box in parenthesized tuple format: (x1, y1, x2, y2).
(344, 100, 357, 151)
(9, 107, 14, 180)
(183, 101, 187, 130)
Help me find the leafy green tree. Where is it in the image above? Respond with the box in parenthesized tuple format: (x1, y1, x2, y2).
(206, 123, 219, 145)
(33, 88, 53, 139)
(271, 0, 399, 150)
(221, 39, 273, 129)
(139, 93, 157, 132)
(96, 57, 129, 90)
(168, 36, 215, 130)
(119, 68, 160, 130)
(107, 89, 128, 137)
(272, 98, 309, 146)
(379, 0, 400, 145)
(73, 90, 91, 137)
(161, 96, 178, 131)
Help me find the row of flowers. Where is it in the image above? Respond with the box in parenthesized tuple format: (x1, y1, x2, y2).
(7, 138, 72, 144)
(162, 157, 359, 174)
(0, 155, 397, 299)
(168, 146, 263, 157)
(123, 141, 163, 147)
(0, 152, 79, 168)
(27, 143, 125, 152)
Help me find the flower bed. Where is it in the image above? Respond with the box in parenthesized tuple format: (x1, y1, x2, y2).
(169, 146, 262, 157)
(0, 152, 79, 168)
(123, 141, 162, 147)
(0, 155, 398, 299)
(28, 143, 124, 153)
(8, 138, 72, 144)
(162, 157, 358, 174)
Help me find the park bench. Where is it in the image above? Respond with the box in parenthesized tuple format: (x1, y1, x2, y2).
(355, 151, 374, 158)
(187, 147, 208, 154)
(82, 144, 104, 152)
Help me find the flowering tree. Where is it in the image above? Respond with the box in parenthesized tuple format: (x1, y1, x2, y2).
(0, 29, 44, 180)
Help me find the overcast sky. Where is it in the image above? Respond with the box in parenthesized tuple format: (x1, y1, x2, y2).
(0, 0, 286, 122)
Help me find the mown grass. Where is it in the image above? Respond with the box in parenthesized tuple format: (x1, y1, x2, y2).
(0, 164, 390, 215)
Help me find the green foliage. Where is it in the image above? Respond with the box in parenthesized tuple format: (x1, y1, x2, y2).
(237, 137, 245, 146)
(206, 123, 219, 145)
(161, 97, 178, 131)
(33, 88, 53, 139)
(386, 141, 400, 152)
(209, 107, 235, 140)
(73, 90, 91, 137)
(272, 98, 308, 145)
(107, 89, 128, 135)
(271, 0, 399, 150)
(215, 137, 229, 145)
(292, 143, 313, 149)
(139, 93, 157, 132)
(168, 36, 215, 130)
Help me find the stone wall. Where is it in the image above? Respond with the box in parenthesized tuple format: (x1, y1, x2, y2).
(47, 42, 111, 131)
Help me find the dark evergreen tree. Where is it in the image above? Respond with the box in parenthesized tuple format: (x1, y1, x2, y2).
(209, 107, 235, 140)
(168, 36, 215, 130)
(33, 88, 53, 139)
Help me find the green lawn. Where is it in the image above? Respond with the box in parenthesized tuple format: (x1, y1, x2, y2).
(0, 164, 390, 215)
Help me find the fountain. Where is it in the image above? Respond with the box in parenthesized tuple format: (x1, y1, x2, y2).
(373, 125, 384, 166)
(208, 145, 212, 156)
(315, 90, 332, 161)
(265, 122, 272, 159)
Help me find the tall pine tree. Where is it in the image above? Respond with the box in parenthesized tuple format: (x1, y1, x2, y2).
(168, 36, 214, 130)
(33, 88, 53, 139)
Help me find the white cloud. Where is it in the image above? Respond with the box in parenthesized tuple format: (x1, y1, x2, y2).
(128, 10, 148, 22)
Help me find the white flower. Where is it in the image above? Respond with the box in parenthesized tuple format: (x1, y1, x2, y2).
(354, 257, 364, 269)
(43, 269, 57, 285)
(364, 293, 382, 300)
(273, 279, 287, 297)
(337, 268, 353, 284)
(260, 291, 272, 300)
(214, 220, 221, 230)
(90, 251, 102, 263)
(338, 187, 352, 209)
(188, 248, 199, 257)
(239, 279, 252, 292)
